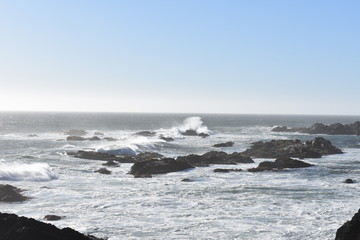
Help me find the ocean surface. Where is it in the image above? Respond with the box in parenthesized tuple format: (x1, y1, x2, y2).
(0, 112, 359, 240)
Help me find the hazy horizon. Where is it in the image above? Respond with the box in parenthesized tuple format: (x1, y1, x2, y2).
(1, 1, 359, 115)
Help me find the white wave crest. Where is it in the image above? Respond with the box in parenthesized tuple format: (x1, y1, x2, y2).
(0, 162, 58, 181)
(177, 116, 211, 134)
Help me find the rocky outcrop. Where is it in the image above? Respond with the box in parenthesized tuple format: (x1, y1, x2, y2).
(180, 129, 209, 138)
(0, 212, 102, 240)
(242, 137, 342, 159)
(272, 121, 360, 135)
(44, 215, 62, 221)
(0, 185, 29, 202)
(177, 151, 254, 167)
(213, 168, 242, 173)
(75, 151, 118, 161)
(248, 157, 314, 172)
(95, 168, 111, 174)
(129, 158, 194, 177)
(335, 209, 360, 240)
(212, 141, 234, 148)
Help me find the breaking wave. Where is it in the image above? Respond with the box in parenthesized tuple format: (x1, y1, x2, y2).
(0, 162, 57, 181)
(177, 116, 211, 135)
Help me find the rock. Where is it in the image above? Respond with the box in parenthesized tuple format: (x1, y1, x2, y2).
(134, 174, 153, 178)
(135, 131, 156, 137)
(335, 209, 360, 240)
(88, 136, 101, 141)
(44, 215, 62, 221)
(242, 137, 342, 159)
(181, 178, 195, 182)
(64, 129, 87, 136)
(104, 137, 118, 141)
(212, 141, 234, 148)
(344, 179, 355, 184)
(95, 168, 111, 174)
(248, 157, 314, 172)
(129, 158, 194, 176)
(102, 160, 119, 167)
(27, 134, 38, 137)
(66, 136, 86, 141)
(213, 168, 242, 173)
(94, 131, 104, 136)
(135, 152, 164, 162)
(181, 129, 210, 138)
(271, 121, 360, 135)
(159, 135, 175, 142)
(0, 212, 102, 240)
(177, 151, 254, 167)
(0, 184, 29, 202)
(75, 151, 117, 161)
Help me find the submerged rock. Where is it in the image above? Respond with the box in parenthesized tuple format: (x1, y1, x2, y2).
(95, 168, 111, 175)
(129, 158, 194, 177)
(212, 141, 234, 148)
(213, 168, 242, 173)
(102, 160, 119, 167)
(66, 136, 87, 141)
(248, 157, 314, 172)
(242, 137, 342, 159)
(0, 184, 29, 202)
(135, 131, 156, 137)
(159, 135, 175, 142)
(336, 209, 360, 240)
(75, 150, 117, 161)
(104, 137, 118, 141)
(88, 136, 101, 141)
(44, 215, 62, 221)
(177, 151, 254, 167)
(0, 212, 102, 240)
(344, 179, 355, 184)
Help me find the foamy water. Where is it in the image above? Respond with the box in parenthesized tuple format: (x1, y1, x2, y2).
(0, 113, 359, 239)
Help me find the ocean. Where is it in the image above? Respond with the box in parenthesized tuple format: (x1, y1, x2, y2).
(0, 112, 359, 239)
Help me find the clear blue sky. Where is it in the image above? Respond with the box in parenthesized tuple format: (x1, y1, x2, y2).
(0, 0, 359, 114)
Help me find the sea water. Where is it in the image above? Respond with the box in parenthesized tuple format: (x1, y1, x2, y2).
(0, 112, 359, 239)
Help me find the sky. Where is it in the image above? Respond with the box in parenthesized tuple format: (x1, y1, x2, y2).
(0, 0, 359, 115)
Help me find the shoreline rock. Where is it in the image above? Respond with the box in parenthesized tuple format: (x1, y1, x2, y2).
(212, 141, 234, 148)
(248, 157, 314, 172)
(0, 184, 29, 202)
(336, 209, 360, 240)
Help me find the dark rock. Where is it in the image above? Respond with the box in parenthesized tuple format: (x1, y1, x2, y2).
(242, 137, 342, 159)
(129, 158, 194, 176)
(95, 168, 111, 174)
(181, 130, 210, 138)
(248, 157, 314, 172)
(135, 131, 156, 137)
(134, 174, 153, 178)
(213, 168, 242, 173)
(181, 178, 195, 182)
(44, 215, 62, 221)
(27, 134, 38, 137)
(88, 136, 101, 141)
(0, 212, 102, 240)
(177, 151, 254, 167)
(344, 179, 355, 184)
(66, 136, 86, 141)
(335, 209, 360, 240)
(0, 185, 29, 202)
(64, 129, 87, 136)
(159, 135, 175, 142)
(94, 131, 104, 136)
(135, 152, 164, 162)
(271, 126, 294, 132)
(212, 141, 234, 148)
(102, 160, 119, 167)
(115, 155, 137, 163)
(75, 151, 117, 161)
(104, 137, 118, 141)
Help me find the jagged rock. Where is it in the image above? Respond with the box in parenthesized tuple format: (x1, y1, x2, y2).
(102, 160, 119, 167)
(135, 131, 156, 137)
(44, 215, 62, 221)
(212, 141, 234, 148)
(213, 168, 242, 173)
(0, 185, 29, 202)
(248, 157, 314, 172)
(335, 209, 360, 240)
(64, 129, 87, 136)
(177, 151, 254, 167)
(129, 158, 194, 176)
(272, 121, 360, 135)
(66, 136, 86, 141)
(0, 212, 102, 240)
(242, 137, 342, 159)
(95, 168, 111, 174)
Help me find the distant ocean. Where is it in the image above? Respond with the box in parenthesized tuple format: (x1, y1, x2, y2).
(0, 112, 359, 239)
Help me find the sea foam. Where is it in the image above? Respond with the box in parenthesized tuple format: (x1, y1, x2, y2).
(177, 116, 211, 134)
(0, 162, 57, 181)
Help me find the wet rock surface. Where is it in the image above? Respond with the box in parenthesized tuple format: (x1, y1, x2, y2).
(180, 129, 209, 137)
(44, 215, 62, 221)
(0, 212, 102, 240)
(336, 209, 360, 240)
(0, 184, 29, 202)
(242, 137, 342, 158)
(212, 141, 234, 148)
(213, 168, 242, 173)
(95, 168, 112, 174)
(64, 129, 87, 136)
(248, 157, 314, 172)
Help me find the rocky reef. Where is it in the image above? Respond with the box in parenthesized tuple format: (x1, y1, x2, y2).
(248, 157, 314, 172)
(0, 184, 29, 202)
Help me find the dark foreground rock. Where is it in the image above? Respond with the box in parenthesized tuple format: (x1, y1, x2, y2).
(129, 158, 194, 177)
(242, 137, 342, 159)
(177, 151, 254, 167)
(248, 157, 314, 172)
(0, 185, 29, 202)
(272, 121, 360, 135)
(212, 141, 234, 148)
(335, 209, 360, 240)
(0, 212, 102, 240)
